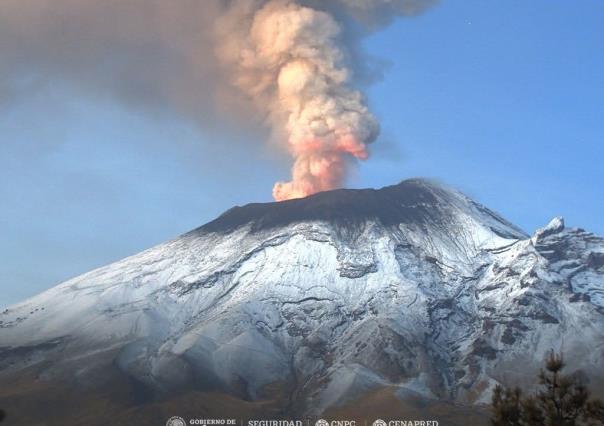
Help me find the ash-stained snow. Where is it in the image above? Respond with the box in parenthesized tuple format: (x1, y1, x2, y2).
(1, 178, 603, 413)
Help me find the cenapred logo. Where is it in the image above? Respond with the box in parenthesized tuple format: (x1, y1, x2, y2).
(167, 416, 187, 426)
(372, 420, 439, 426)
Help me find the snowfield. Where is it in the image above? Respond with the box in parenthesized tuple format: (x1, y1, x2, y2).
(1, 178, 603, 415)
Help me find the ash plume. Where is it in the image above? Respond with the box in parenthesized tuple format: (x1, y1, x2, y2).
(0, 0, 436, 200)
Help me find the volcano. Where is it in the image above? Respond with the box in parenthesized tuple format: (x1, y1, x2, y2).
(1, 178, 603, 425)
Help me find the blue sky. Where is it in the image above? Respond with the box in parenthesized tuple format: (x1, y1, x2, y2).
(1, 0, 603, 307)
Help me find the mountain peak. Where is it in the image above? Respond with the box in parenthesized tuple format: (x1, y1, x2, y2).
(197, 178, 526, 240)
(534, 216, 565, 240)
(2, 178, 603, 423)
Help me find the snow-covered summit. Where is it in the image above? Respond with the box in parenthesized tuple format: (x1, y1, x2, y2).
(533, 216, 565, 241)
(0, 178, 602, 420)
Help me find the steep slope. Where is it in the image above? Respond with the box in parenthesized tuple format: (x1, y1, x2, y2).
(1, 178, 603, 423)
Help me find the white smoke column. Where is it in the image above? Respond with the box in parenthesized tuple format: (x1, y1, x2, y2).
(216, 0, 379, 201)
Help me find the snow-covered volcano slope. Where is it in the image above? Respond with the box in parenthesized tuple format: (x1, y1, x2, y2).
(1, 178, 603, 414)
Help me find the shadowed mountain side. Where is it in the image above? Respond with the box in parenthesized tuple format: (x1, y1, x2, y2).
(0, 365, 491, 426)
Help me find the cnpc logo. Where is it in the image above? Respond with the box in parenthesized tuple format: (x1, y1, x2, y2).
(315, 420, 356, 426)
